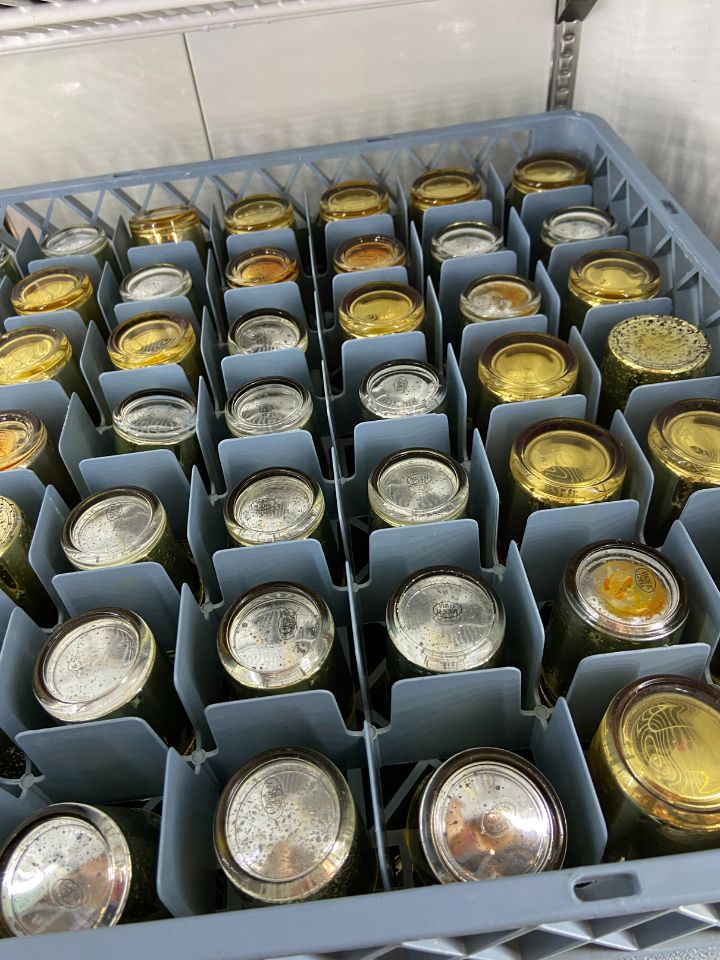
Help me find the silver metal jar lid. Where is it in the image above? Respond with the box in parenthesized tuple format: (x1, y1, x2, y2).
(225, 377, 313, 438)
(419, 748, 567, 883)
(224, 467, 325, 545)
(62, 486, 166, 569)
(33, 607, 155, 723)
(430, 221, 503, 262)
(0, 802, 132, 936)
(387, 566, 505, 673)
(541, 205, 616, 246)
(218, 582, 335, 690)
(368, 448, 469, 526)
(41, 224, 109, 258)
(214, 747, 357, 904)
(227, 309, 308, 355)
(359, 359, 446, 419)
(119, 262, 192, 302)
(113, 389, 197, 445)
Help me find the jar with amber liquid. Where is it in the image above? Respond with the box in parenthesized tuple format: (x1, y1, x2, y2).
(561, 249, 661, 339)
(507, 153, 588, 215)
(460, 274, 541, 326)
(0, 495, 56, 626)
(225, 247, 299, 288)
(368, 448, 468, 531)
(11, 266, 99, 331)
(338, 281, 424, 339)
(41, 223, 121, 280)
(409, 169, 483, 231)
(319, 181, 390, 223)
(224, 194, 296, 234)
(0, 410, 77, 506)
(107, 311, 202, 391)
(333, 234, 406, 274)
(128, 205, 206, 262)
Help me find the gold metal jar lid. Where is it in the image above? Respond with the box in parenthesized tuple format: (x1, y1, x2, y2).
(409, 168, 484, 212)
(511, 153, 588, 194)
(333, 234, 407, 273)
(565, 540, 688, 641)
(112, 389, 197, 447)
(225, 194, 295, 234)
(568, 249, 661, 307)
(224, 467, 326, 546)
(418, 748, 567, 882)
(119, 262, 192, 303)
(107, 311, 197, 371)
(647, 397, 720, 484)
(33, 607, 156, 723)
(0, 325, 72, 385)
(62, 486, 166, 570)
(214, 747, 359, 904)
(541, 206, 616, 247)
(319, 180, 390, 223)
(0, 802, 133, 936)
(225, 376, 313, 438)
(225, 247, 300, 288)
(228, 308, 308, 355)
(431, 220, 503, 262)
(478, 332, 579, 402)
(40, 224, 109, 259)
(11, 266, 94, 316)
(368, 448, 469, 527)
(359, 359, 445, 419)
(606, 315, 711, 378)
(460, 273, 541, 323)
(387, 565, 505, 673)
(128, 204, 202, 245)
(218, 582, 335, 691)
(0, 410, 47, 471)
(338, 281, 425, 338)
(510, 418, 627, 506)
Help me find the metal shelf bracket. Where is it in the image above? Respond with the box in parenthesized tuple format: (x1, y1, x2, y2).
(547, 0, 599, 110)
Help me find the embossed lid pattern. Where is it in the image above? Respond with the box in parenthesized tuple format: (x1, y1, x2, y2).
(113, 389, 197, 445)
(225, 194, 295, 233)
(319, 181, 390, 222)
(107, 311, 196, 370)
(228, 309, 306, 355)
(0, 326, 71, 384)
(11, 266, 94, 315)
(369, 448, 469, 526)
(225, 377, 313, 438)
(63, 486, 165, 568)
(431, 221, 503, 262)
(225, 468, 325, 545)
(225, 248, 299, 287)
(41, 224, 108, 257)
(119, 262, 192, 302)
(360, 360, 445, 419)
(0, 496, 22, 553)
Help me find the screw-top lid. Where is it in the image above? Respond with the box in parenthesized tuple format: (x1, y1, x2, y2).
(460, 274, 541, 322)
(225, 247, 299, 287)
(387, 566, 505, 673)
(431, 221, 503, 262)
(112, 389, 197, 446)
(319, 181, 390, 223)
(128, 204, 202, 244)
(338, 281, 424, 338)
(107, 311, 196, 371)
(568, 249, 661, 306)
(11, 266, 94, 315)
(0, 326, 72, 385)
(418, 748, 567, 882)
(228, 308, 308, 355)
(605, 315, 710, 376)
(218, 582, 335, 690)
(214, 747, 358, 904)
(119, 262, 192, 303)
(541, 206, 616, 246)
(0, 802, 133, 936)
(224, 467, 326, 546)
(368, 448, 469, 526)
(333, 234, 407, 273)
(510, 418, 627, 506)
(360, 359, 445, 419)
(224, 194, 295, 234)
(0, 410, 47, 471)
(478, 333, 579, 403)
(511, 153, 588, 194)
(647, 397, 720, 484)
(410, 169, 483, 212)
(225, 377, 313, 438)
(33, 607, 156, 722)
(41, 224, 109, 258)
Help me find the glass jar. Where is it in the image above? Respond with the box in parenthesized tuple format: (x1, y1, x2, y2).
(33, 607, 192, 749)
(407, 748, 567, 884)
(61, 485, 201, 599)
(368, 448, 468, 530)
(0, 325, 95, 416)
(107, 311, 202, 391)
(409, 169, 484, 229)
(214, 747, 376, 904)
(225, 247, 300, 288)
(11, 266, 99, 331)
(217, 582, 355, 720)
(359, 359, 446, 420)
(0, 729, 26, 780)
(225, 376, 315, 440)
(562, 249, 661, 339)
(0, 410, 77, 507)
(41, 223, 121, 280)
(0, 802, 165, 936)
(128, 205, 206, 261)
(333, 234, 407, 273)
(476, 332, 579, 434)
(0, 495, 55, 627)
(227, 308, 308, 355)
(587, 675, 720, 859)
(645, 398, 720, 545)
(430, 220, 503, 270)
(540, 541, 689, 705)
(502, 418, 627, 552)
(112, 389, 200, 479)
(224, 194, 296, 234)
(338, 281, 424, 339)
(319, 181, 390, 223)
(540, 206, 616, 265)
(597, 315, 710, 426)
(119, 262, 200, 320)
(0, 246, 20, 287)
(507, 153, 589, 214)
(386, 565, 505, 682)
(460, 274, 541, 325)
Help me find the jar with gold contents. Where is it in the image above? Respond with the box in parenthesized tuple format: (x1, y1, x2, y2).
(225, 247, 299, 288)
(112, 389, 201, 479)
(540, 541, 689, 705)
(540, 206, 616, 265)
(368, 448, 468, 531)
(319, 181, 390, 223)
(41, 223, 121, 280)
(359, 359, 446, 420)
(0, 495, 56, 626)
(333, 234, 407, 273)
(107, 311, 202, 391)
(0, 410, 77, 507)
(460, 274, 541, 326)
(227, 308, 308, 356)
(128, 205, 206, 261)
(338, 281, 424, 339)
(11, 266, 99, 331)
(507, 153, 589, 214)
(409, 168, 484, 230)
(224, 194, 296, 234)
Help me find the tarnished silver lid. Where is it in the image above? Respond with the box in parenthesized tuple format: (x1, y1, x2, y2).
(419, 748, 567, 883)
(214, 747, 358, 904)
(227, 309, 308, 356)
(0, 803, 132, 936)
(224, 468, 325, 546)
(33, 607, 156, 723)
(368, 448, 469, 527)
(225, 377, 313, 438)
(387, 566, 505, 673)
(113, 389, 197, 445)
(119, 262, 192, 302)
(41, 224, 109, 258)
(541, 205, 616, 247)
(430, 221, 503, 262)
(359, 360, 445, 419)
(218, 582, 334, 690)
